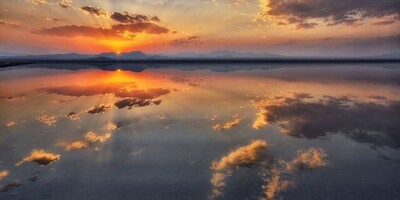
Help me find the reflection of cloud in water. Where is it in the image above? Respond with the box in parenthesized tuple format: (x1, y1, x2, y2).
(59, 131, 112, 151)
(0, 181, 21, 193)
(263, 167, 292, 200)
(0, 170, 9, 180)
(65, 112, 80, 121)
(210, 140, 268, 198)
(170, 76, 201, 87)
(39, 83, 171, 110)
(210, 140, 328, 199)
(286, 148, 328, 172)
(16, 149, 60, 166)
(0, 95, 26, 102)
(114, 98, 161, 109)
(253, 93, 400, 149)
(87, 104, 111, 114)
(28, 172, 41, 182)
(6, 121, 16, 127)
(59, 122, 115, 151)
(38, 83, 170, 99)
(36, 114, 58, 126)
(213, 114, 244, 131)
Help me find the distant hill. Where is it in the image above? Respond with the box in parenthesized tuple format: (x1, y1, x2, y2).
(1, 50, 399, 61)
(171, 51, 282, 58)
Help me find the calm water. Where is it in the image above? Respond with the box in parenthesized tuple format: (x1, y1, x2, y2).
(0, 63, 399, 200)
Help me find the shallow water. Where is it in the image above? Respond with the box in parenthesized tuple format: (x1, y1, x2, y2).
(0, 63, 399, 200)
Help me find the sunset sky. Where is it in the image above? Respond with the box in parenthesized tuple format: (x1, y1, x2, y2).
(0, 0, 399, 56)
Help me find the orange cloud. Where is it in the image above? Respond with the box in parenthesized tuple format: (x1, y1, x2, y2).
(16, 149, 60, 166)
(36, 114, 58, 126)
(6, 121, 16, 127)
(87, 104, 111, 114)
(0, 170, 9, 180)
(59, 131, 112, 151)
(210, 140, 268, 198)
(286, 148, 328, 172)
(212, 114, 244, 131)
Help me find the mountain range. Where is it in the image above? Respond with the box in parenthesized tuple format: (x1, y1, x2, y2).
(0, 51, 399, 61)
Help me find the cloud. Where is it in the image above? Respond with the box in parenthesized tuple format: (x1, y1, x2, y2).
(36, 114, 57, 126)
(58, 0, 71, 8)
(35, 15, 170, 39)
(87, 104, 111, 114)
(0, 181, 21, 193)
(263, 167, 292, 200)
(170, 76, 202, 86)
(210, 140, 268, 198)
(260, 0, 400, 28)
(26, 0, 47, 5)
(170, 36, 204, 46)
(16, 149, 60, 166)
(261, 148, 327, 200)
(0, 170, 9, 180)
(59, 131, 112, 151)
(81, 6, 106, 16)
(252, 93, 400, 149)
(33, 25, 121, 40)
(110, 12, 158, 24)
(6, 121, 16, 127)
(372, 20, 396, 26)
(286, 148, 328, 172)
(209, 140, 328, 199)
(111, 23, 169, 34)
(29, 172, 41, 182)
(212, 114, 244, 131)
(39, 83, 170, 110)
(114, 98, 162, 109)
(0, 20, 20, 28)
(38, 83, 170, 99)
(35, 10, 169, 40)
(65, 112, 80, 120)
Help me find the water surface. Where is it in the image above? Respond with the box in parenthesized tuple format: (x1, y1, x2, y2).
(0, 63, 399, 200)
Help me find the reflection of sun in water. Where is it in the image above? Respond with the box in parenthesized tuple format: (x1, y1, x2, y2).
(104, 70, 134, 83)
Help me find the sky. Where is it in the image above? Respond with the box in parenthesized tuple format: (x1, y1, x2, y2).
(0, 0, 399, 56)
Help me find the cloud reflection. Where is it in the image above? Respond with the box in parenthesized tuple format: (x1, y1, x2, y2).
(0, 170, 9, 180)
(212, 114, 244, 131)
(210, 140, 328, 199)
(16, 149, 60, 166)
(253, 93, 400, 149)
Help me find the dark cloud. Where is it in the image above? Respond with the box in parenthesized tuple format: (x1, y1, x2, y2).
(372, 20, 396, 26)
(0, 20, 20, 28)
(170, 36, 204, 46)
(111, 12, 151, 23)
(87, 104, 111, 114)
(28, 172, 41, 182)
(81, 6, 106, 16)
(151, 16, 161, 22)
(262, 0, 400, 27)
(114, 98, 154, 109)
(254, 94, 400, 149)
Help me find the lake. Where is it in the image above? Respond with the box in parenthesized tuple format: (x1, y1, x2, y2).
(0, 63, 399, 200)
